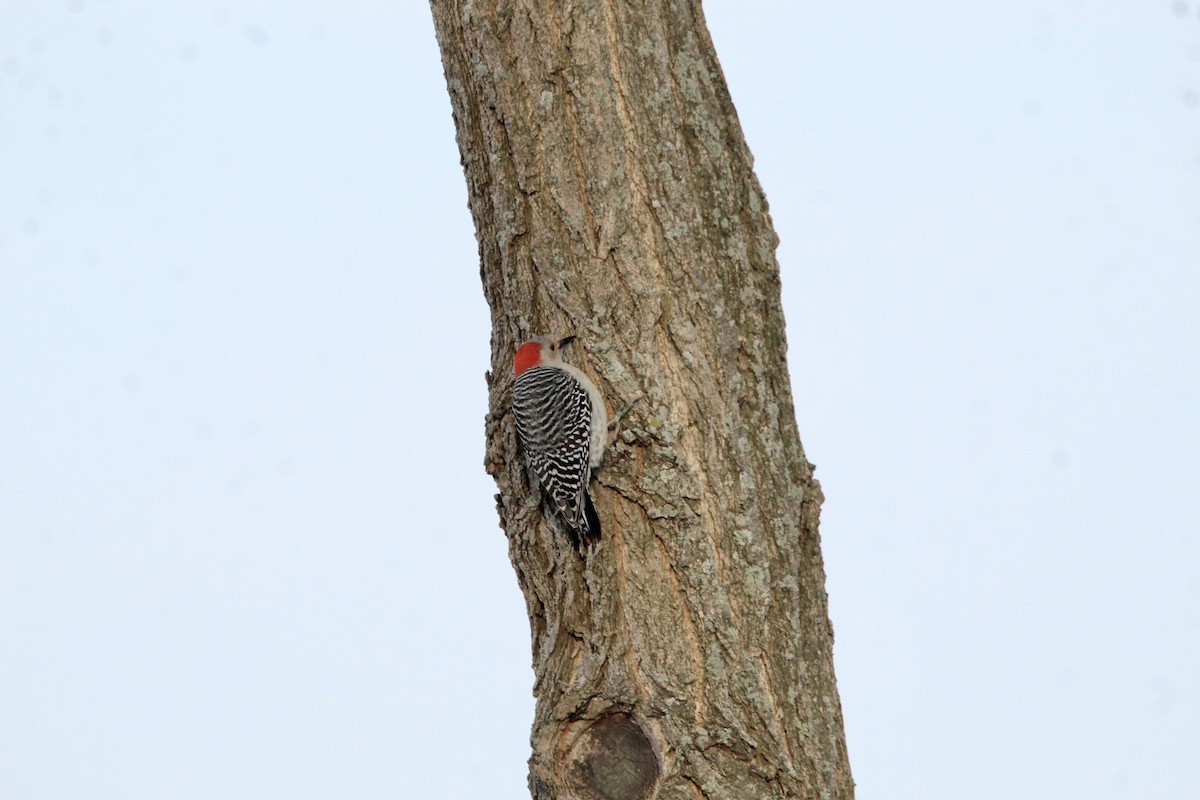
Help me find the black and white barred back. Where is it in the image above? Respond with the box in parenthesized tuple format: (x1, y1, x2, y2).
(512, 364, 601, 549)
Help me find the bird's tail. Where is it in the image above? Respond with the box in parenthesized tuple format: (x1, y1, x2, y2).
(578, 490, 601, 552)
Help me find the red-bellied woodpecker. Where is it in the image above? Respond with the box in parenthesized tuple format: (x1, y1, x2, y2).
(512, 335, 608, 550)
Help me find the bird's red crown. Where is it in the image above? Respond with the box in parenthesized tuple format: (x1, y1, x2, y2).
(513, 341, 543, 376)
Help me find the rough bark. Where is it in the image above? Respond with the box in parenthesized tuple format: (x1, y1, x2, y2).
(429, 1, 853, 798)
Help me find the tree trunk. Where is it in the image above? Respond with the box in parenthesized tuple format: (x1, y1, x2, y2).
(429, 1, 853, 798)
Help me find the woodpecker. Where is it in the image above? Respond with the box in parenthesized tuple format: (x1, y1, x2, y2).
(512, 335, 608, 550)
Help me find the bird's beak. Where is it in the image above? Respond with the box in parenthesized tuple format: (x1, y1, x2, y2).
(557, 335, 577, 349)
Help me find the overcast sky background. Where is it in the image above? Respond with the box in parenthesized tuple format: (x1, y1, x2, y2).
(1, 2, 1197, 798)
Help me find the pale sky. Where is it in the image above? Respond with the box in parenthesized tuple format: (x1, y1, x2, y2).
(1, 2, 1197, 799)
